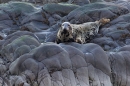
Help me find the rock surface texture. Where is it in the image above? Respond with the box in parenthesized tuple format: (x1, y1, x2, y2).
(0, 0, 130, 86)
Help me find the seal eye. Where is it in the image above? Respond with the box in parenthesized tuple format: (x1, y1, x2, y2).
(68, 24, 72, 30)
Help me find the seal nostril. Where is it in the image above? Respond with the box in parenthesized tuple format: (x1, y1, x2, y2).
(63, 29, 67, 34)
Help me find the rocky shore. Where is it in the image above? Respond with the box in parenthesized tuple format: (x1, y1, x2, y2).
(0, 0, 130, 86)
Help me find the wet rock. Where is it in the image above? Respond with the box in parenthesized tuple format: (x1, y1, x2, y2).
(35, 31, 57, 43)
(45, 31, 57, 42)
(99, 13, 130, 47)
(10, 75, 30, 86)
(34, 32, 49, 43)
(9, 43, 71, 75)
(21, 10, 49, 25)
(61, 43, 111, 75)
(66, 2, 129, 23)
(104, 44, 111, 50)
(52, 14, 62, 20)
(92, 37, 118, 50)
(9, 43, 112, 85)
(42, 3, 80, 15)
(105, 30, 129, 40)
(0, 0, 68, 4)
(108, 51, 130, 86)
(0, 32, 7, 40)
(21, 21, 49, 32)
(90, 0, 104, 3)
(68, 0, 90, 5)
(0, 1, 130, 86)
(118, 45, 130, 52)
(0, 2, 40, 35)
(48, 17, 57, 26)
(0, 58, 6, 74)
(0, 77, 8, 86)
(0, 10, 10, 21)
(1, 34, 40, 61)
(125, 39, 130, 45)
(3, 31, 39, 47)
(114, 1, 130, 11)
(13, 45, 32, 60)
(3, 1, 38, 14)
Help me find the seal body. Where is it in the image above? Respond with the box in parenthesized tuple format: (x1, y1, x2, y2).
(56, 18, 110, 44)
(72, 18, 110, 43)
(72, 21, 100, 43)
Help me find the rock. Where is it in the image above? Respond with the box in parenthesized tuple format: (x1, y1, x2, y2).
(0, 77, 8, 86)
(99, 13, 130, 48)
(21, 10, 49, 25)
(0, 2, 41, 35)
(90, 0, 104, 3)
(66, 2, 129, 23)
(0, 0, 68, 4)
(9, 43, 71, 75)
(125, 39, 130, 45)
(0, 1, 130, 86)
(4, 1, 38, 14)
(10, 75, 30, 86)
(0, 10, 10, 21)
(114, 1, 130, 11)
(13, 45, 32, 60)
(21, 21, 49, 32)
(35, 31, 57, 43)
(68, 0, 90, 5)
(3, 31, 39, 47)
(105, 30, 129, 40)
(92, 37, 118, 50)
(45, 31, 57, 42)
(61, 43, 111, 75)
(118, 45, 130, 52)
(0, 58, 7, 74)
(42, 3, 80, 15)
(35, 32, 49, 43)
(108, 51, 130, 86)
(48, 16, 57, 26)
(1, 34, 40, 61)
(0, 32, 7, 40)
(9, 43, 112, 85)
(104, 44, 111, 50)
(52, 14, 62, 20)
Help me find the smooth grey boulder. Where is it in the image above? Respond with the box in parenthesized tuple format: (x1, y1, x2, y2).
(1, 34, 40, 61)
(0, 77, 8, 86)
(42, 3, 80, 15)
(3, 31, 39, 47)
(9, 43, 112, 86)
(92, 37, 118, 51)
(105, 30, 129, 40)
(114, 1, 130, 11)
(68, 0, 90, 5)
(66, 2, 129, 23)
(90, 0, 104, 3)
(108, 51, 130, 86)
(99, 13, 130, 49)
(0, 58, 7, 74)
(0, 1, 38, 14)
(0, 2, 40, 34)
(0, 0, 68, 4)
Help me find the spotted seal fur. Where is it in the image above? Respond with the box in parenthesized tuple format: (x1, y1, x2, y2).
(56, 18, 110, 44)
